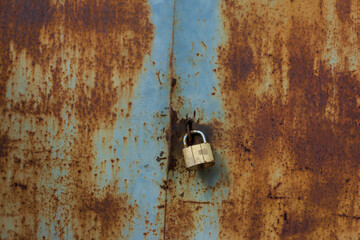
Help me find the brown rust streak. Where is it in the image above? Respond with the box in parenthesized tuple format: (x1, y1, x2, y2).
(0, 128, 55, 238)
(0, 0, 54, 105)
(72, 184, 138, 239)
(165, 198, 196, 240)
(1, 0, 154, 127)
(0, 0, 153, 238)
(336, 0, 352, 23)
(217, 0, 360, 239)
(0, 132, 11, 159)
(64, 0, 154, 126)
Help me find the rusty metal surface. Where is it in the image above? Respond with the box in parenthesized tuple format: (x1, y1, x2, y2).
(0, 0, 174, 239)
(166, 0, 360, 239)
(1, 0, 359, 239)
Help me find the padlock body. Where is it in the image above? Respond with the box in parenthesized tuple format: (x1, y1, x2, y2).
(183, 143, 215, 170)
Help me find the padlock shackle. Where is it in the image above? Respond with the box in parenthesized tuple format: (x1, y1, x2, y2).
(183, 130, 207, 147)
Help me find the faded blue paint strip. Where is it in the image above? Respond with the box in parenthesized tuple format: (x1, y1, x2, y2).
(112, 0, 174, 239)
(173, 0, 224, 122)
(169, 0, 228, 239)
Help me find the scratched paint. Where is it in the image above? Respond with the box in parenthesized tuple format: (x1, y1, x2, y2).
(166, 0, 359, 239)
(0, 0, 174, 239)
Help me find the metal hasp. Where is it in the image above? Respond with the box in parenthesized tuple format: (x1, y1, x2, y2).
(183, 130, 215, 170)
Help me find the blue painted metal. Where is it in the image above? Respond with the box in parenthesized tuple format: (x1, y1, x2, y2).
(114, 1, 175, 238)
(164, 1, 229, 239)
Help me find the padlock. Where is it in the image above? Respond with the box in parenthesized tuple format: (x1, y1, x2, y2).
(183, 130, 215, 170)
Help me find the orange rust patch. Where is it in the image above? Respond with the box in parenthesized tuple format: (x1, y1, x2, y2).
(1, 0, 154, 128)
(0, 132, 10, 159)
(0, 0, 54, 105)
(73, 185, 138, 239)
(336, 0, 352, 23)
(165, 198, 196, 240)
(217, 0, 360, 239)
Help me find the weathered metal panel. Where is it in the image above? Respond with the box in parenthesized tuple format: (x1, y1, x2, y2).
(0, 0, 174, 239)
(2, 0, 359, 239)
(167, 0, 360, 239)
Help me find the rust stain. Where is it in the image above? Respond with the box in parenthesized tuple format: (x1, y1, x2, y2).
(0, 132, 10, 158)
(73, 185, 138, 239)
(336, 0, 352, 23)
(156, 71, 162, 85)
(165, 198, 196, 240)
(0, 0, 54, 105)
(0, 0, 153, 238)
(0, 128, 55, 238)
(201, 41, 207, 50)
(217, 0, 360, 239)
(1, 0, 154, 127)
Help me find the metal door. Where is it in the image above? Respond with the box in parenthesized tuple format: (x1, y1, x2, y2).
(1, 0, 360, 239)
(166, 0, 360, 239)
(0, 0, 174, 239)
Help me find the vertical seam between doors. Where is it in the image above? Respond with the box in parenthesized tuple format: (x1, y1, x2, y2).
(163, 0, 177, 239)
